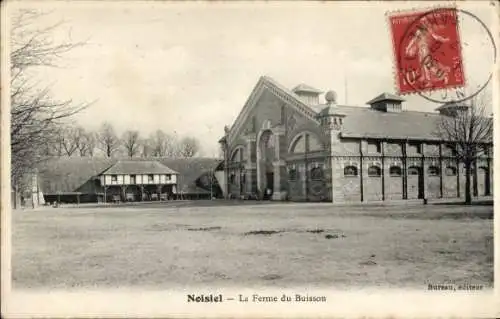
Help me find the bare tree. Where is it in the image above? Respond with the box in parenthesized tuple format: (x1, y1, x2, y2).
(97, 122, 120, 158)
(57, 125, 83, 156)
(122, 130, 141, 158)
(434, 94, 493, 204)
(10, 9, 89, 204)
(138, 138, 151, 158)
(83, 130, 97, 157)
(149, 129, 176, 157)
(178, 136, 200, 158)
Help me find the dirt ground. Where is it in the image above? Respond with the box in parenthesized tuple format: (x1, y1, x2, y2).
(11, 201, 493, 289)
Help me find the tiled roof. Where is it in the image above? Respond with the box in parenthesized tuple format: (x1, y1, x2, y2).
(366, 92, 405, 104)
(337, 105, 443, 140)
(37, 157, 115, 195)
(38, 157, 221, 194)
(101, 160, 178, 175)
(292, 83, 323, 94)
(435, 102, 469, 111)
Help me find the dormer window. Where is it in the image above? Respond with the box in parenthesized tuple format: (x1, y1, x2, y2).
(366, 93, 405, 112)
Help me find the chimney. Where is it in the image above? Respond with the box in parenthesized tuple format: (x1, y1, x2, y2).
(366, 92, 405, 112)
(292, 84, 323, 106)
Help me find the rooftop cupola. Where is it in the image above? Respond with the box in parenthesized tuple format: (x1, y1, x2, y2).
(292, 83, 323, 105)
(317, 90, 346, 131)
(435, 102, 470, 117)
(366, 92, 405, 112)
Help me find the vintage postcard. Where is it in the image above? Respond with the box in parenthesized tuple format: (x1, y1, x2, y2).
(1, 0, 498, 318)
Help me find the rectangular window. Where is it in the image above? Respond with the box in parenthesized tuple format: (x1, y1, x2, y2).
(111, 175, 118, 182)
(130, 175, 136, 184)
(148, 174, 154, 182)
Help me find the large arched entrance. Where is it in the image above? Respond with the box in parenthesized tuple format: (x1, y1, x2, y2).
(257, 129, 275, 199)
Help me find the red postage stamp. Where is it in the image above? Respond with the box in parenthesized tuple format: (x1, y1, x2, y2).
(388, 7, 465, 95)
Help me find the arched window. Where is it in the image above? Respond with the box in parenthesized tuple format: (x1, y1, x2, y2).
(290, 135, 306, 153)
(389, 166, 402, 177)
(344, 166, 358, 177)
(445, 166, 457, 176)
(408, 166, 420, 175)
(368, 166, 381, 177)
(289, 132, 323, 153)
(231, 147, 244, 162)
(428, 166, 440, 176)
(288, 169, 298, 181)
(310, 167, 324, 180)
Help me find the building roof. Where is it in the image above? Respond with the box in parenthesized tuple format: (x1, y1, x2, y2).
(227, 76, 492, 146)
(292, 83, 323, 94)
(366, 92, 405, 104)
(38, 157, 115, 195)
(435, 102, 470, 111)
(38, 157, 221, 195)
(100, 160, 178, 175)
(337, 105, 443, 140)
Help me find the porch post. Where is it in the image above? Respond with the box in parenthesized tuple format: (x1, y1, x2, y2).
(121, 185, 128, 202)
(103, 186, 108, 204)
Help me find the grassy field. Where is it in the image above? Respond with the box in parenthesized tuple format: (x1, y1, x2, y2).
(11, 201, 493, 289)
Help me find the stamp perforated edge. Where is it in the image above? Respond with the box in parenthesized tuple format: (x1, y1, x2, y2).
(385, 3, 467, 97)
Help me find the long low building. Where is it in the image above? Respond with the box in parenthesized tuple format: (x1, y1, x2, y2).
(31, 157, 222, 205)
(217, 76, 493, 202)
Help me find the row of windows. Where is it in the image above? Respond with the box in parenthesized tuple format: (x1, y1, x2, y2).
(343, 166, 459, 177)
(230, 140, 490, 162)
(110, 174, 172, 182)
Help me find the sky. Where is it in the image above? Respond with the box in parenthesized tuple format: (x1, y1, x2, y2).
(7, 1, 497, 156)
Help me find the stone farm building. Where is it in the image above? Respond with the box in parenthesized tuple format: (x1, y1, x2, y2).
(36, 157, 222, 204)
(218, 76, 493, 202)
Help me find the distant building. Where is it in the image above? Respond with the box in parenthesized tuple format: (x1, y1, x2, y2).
(218, 76, 493, 202)
(35, 157, 222, 204)
(97, 160, 179, 202)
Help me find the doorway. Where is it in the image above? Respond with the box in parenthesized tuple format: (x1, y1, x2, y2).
(265, 172, 274, 199)
(407, 166, 423, 199)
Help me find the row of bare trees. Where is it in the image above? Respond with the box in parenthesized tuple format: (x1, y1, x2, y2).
(10, 9, 90, 203)
(9, 10, 201, 207)
(45, 122, 201, 158)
